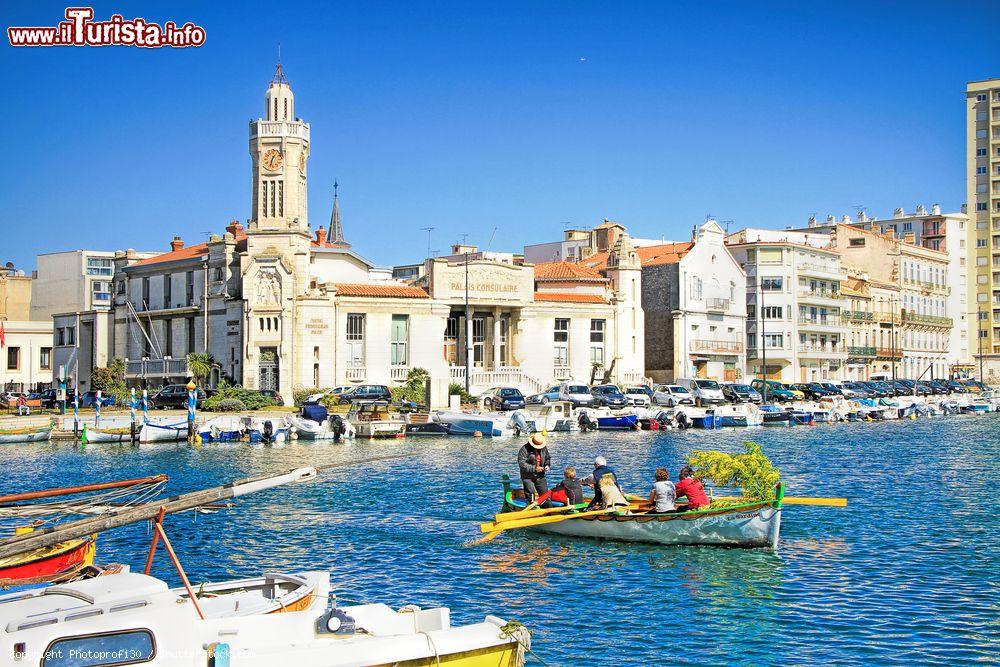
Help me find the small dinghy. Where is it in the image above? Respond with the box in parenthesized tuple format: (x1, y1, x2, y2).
(432, 409, 510, 437)
(81, 424, 132, 443)
(138, 419, 189, 443)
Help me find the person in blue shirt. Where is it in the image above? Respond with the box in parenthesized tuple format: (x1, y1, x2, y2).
(581, 456, 624, 510)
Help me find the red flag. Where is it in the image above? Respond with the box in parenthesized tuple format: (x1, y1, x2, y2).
(0, 320, 5, 348)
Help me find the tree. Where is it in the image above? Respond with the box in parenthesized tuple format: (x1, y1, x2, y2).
(186, 352, 215, 386)
(91, 358, 127, 405)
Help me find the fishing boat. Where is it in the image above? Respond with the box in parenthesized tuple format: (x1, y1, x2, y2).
(138, 419, 189, 443)
(496, 481, 783, 550)
(577, 407, 640, 430)
(432, 409, 510, 437)
(403, 413, 452, 436)
(0, 536, 95, 585)
(287, 413, 356, 440)
(0, 570, 528, 666)
(759, 404, 792, 425)
(0, 421, 53, 444)
(709, 403, 763, 427)
(961, 397, 993, 413)
(81, 423, 133, 443)
(522, 401, 579, 432)
(198, 416, 290, 443)
(349, 400, 407, 438)
(672, 406, 722, 429)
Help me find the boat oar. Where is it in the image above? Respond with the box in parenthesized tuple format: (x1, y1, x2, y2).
(492, 502, 588, 524)
(478, 506, 618, 537)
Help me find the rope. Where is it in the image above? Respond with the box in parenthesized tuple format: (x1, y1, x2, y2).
(499, 620, 549, 667)
(417, 631, 442, 667)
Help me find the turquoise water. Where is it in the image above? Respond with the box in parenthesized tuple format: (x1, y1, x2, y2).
(2, 416, 998, 665)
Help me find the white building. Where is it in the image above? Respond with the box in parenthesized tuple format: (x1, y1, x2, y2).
(727, 228, 849, 382)
(0, 267, 53, 393)
(109, 65, 646, 403)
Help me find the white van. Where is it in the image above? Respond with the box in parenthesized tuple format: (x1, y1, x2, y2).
(677, 378, 726, 405)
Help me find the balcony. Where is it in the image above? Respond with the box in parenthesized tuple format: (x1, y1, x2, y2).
(390, 366, 408, 382)
(901, 312, 953, 328)
(690, 339, 744, 355)
(798, 288, 842, 303)
(874, 312, 901, 325)
(847, 346, 876, 358)
(705, 297, 730, 312)
(553, 365, 572, 380)
(125, 357, 190, 378)
(798, 262, 844, 278)
(798, 343, 847, 357)
(875, 347, 903, 360)
(798, 317, 843, 329)
(842, 310, 874, 323)
(346, 365, 367, 382)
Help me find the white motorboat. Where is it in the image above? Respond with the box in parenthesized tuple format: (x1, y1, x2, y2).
(348, 401, 406, 438)
(519, 401, 579, 433)
(432, 409, 511, 437)
(287, 413, 356, 440)
(0, 570, 528, 666)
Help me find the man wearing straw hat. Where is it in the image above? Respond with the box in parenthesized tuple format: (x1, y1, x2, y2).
(517, 432, 551, 505)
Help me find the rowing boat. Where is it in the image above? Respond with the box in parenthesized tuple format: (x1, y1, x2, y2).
(138, 419, 189, 443)
(0, 422, 53, 444)
(498, 480, 783, 549)
(0, 536, 95, 584)
(81, 424, 132, 443)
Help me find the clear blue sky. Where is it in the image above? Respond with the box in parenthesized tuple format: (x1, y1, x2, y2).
(3, 1, 998, 271)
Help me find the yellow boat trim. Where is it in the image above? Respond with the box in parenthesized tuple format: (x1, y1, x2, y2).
(374, 642, 520, 667)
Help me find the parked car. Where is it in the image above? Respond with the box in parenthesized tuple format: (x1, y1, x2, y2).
(749, 379, 795, 402)
(841, 381, 870, 399)
(591, 384, 628, 409)
(337, 384, 393, 404)
(859, 381, 889, 398)
(677, 378, 725, 406)
(623, 386, 652, 407)
(37, 388, 79, 408)
(781, 384, 806, 401)
(530, 382, 595, 407)
(148, 385, 206, 409)
(80, 391, 116, 408)
(652, 384, 695, 407)
(945, 380, 968, 394)
(720, 383, 762, 404)
(926, 379, 951, 395)
(480, 387, 525, 411)
(818, 382, 848, 398)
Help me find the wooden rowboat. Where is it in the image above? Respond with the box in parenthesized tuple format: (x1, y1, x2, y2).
(499, 481, 783, 550)
(0, 536, 95, 584)
(81, 424, 132, 443)
(138, 420, 189, 443)
(178, 572, 316, 616)
(0, 423, 53, 444)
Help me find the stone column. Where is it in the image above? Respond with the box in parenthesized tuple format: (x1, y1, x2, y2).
(492, 307, 502, 370)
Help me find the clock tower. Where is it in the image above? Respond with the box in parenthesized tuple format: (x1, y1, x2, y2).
(249, 63, 309, 230)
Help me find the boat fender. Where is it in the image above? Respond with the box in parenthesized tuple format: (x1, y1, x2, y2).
(317, 607, 357, 635)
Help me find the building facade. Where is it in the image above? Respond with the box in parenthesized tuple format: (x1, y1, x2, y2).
(727, 229, 848, 383)
(0, 266, 53, 393)
(967, 78, 1000, 379)
(108, 67, 645, 403)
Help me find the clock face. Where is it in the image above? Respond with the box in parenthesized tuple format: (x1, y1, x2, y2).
(298, 152, 306, 174)
(262, 149, 283, 171)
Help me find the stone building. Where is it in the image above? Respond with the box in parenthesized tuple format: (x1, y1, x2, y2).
(0, 265, 53, 393)
(110, 66, 645, 403)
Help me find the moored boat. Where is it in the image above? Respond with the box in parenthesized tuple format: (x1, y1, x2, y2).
(198, 416, 290, 443)
(138, 419, 189, 443)
(523, 401, 579, 432)
(0, 536, 95, 585)
(432, 409, 510, 437)
(0, 569, 528, 666)
(81, 424, 132, 443)
(287, 413, 356, 440)
(350, 401, 407, 438)
(0, 421, 53, 444)
(577, 407, 639, 430)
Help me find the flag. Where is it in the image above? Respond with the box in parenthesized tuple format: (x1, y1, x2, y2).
(0, 320, 5, 348)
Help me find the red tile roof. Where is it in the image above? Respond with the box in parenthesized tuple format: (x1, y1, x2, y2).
(333, 283, 429, 298)
(580, 241, 694, 270)
(533, 261, 606, 282)
(134, 242, 210, 266)
(534, 291, 608, 304)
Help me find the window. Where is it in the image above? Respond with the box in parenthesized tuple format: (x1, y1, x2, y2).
(187, 317, 196, 353)
(42, 629, 156, 666)
(746, 304, 756, 319)
(761, 276, 783, 291)
(214, 267, 224, 282)
(7, 347, 20, 370)
(590, 319, 606, 366)
(903, 223, 912, 231)
(185, 271, 195, 306)
(66, 326, 75, 345)
(346, 314, 365, 366)
(849, 238, 865, 247)
(978, 148, 988, 157)
(278, 181, 284, 217)
(40, 347, 51, 370)
(978, 239, 988, 248)
(390, 315, 409, 366)
(85, 257, 113, 276)
(163, 274, 172, 306)
(978, 166, 988, 175)
(977, 129, 987, 138)
(164, 320, 173, 356)
(978, 203, 989, 211)
(57, 328, 65, 346)
(758, 248, 782, 264)
(762, 306, 783, 319)
(763, 334, 783, 349)
(92, 280, 112, 303)
(554, 318, 569, 366)
(977, 93, 987, 101)
(141, 277, 150, 308)
(690, 275, 703, 300)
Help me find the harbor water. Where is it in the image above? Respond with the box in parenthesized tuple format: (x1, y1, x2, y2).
(2, 416, 998, 665)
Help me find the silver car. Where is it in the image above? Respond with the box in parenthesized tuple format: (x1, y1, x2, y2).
(652, 384, 695, 407)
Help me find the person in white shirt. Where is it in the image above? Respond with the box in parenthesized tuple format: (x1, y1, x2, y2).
(647, 467, 676, 513)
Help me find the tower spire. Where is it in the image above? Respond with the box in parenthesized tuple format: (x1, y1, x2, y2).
(329, 180, 347, 245)
(271, 44, 287, 85)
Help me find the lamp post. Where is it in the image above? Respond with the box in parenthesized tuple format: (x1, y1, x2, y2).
(759, 279, 767, 403)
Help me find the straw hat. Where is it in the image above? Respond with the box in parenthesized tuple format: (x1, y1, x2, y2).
(529, 433, 548, 449)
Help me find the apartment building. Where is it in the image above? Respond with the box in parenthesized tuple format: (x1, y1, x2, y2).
(831, 225, 952, 380)
(967, 78, 1000, 379)
(0, 265, 53, 393)
(727, 229, 848, 382)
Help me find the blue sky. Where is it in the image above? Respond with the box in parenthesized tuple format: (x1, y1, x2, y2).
(2, 1, 998, 271)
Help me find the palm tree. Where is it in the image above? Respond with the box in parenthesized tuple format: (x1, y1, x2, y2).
(186, 353, 215, 387)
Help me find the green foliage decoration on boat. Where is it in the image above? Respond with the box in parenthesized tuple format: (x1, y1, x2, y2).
(687, 440, 780, 501)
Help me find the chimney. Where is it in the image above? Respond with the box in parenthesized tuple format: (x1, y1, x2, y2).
(931, 203, 941, 215)
(893, 207, 904, 219)
(915, 204, 927, 216)
(842, 215, 851, 223)
(170, 236, 184, 252)
(225, 220, 244, 236)
(827, 214, 836, 223)
(316, 226, 328, 245)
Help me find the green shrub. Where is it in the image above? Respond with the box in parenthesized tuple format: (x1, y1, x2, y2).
(213, 398, 247, 412)
(203, 385, 276, 411)
(687, 441, 781, 501)
(293, 386, 322, 406)
(448, 381, 472, 404)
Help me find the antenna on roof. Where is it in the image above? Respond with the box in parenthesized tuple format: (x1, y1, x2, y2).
(485, 226, 498, 253)
(459, 233, 470, 245)
(420, 227, 435, 259)
(721, 219, 734, 235)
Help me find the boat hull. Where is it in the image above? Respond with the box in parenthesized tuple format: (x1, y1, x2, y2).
(138, 421, 189, 443)
(525, 504, 781, 549)
(0, 537, 95, 584)
(0, 427, 53, 444)
(596, 414, 639, 430)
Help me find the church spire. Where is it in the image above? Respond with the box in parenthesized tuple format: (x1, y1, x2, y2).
(328, 181, 347, 246)
(271, 44, 288, 85)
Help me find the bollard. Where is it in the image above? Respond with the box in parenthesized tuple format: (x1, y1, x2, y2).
(95, 390, 102, 427)
(186, 380, 197, 444)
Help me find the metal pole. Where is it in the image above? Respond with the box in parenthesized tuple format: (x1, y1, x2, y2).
(979, 307, 985, 381)
(130, 387, 137, 444)
(464, 252, 472, 395)
(142, 388, 149, 424)
(760, 280, 767, 403)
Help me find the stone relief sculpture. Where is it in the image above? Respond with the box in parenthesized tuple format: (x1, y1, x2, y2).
(255, 268, 281, 306)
